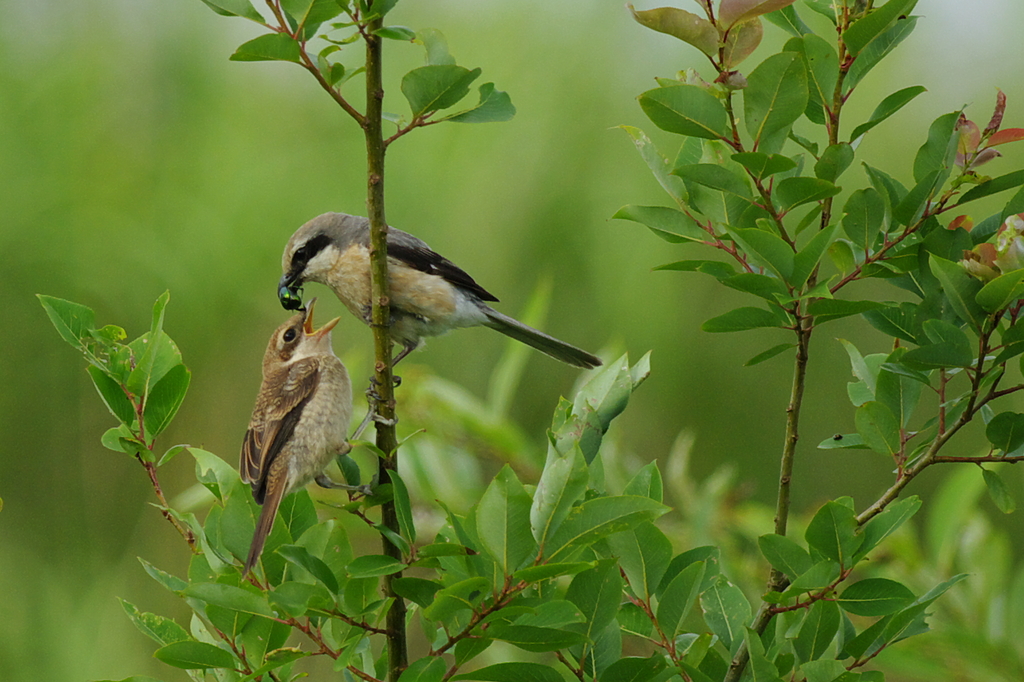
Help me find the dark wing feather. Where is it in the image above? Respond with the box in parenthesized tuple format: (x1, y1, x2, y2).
(387, 239, 499, 303)
(240, 359, 322, 503)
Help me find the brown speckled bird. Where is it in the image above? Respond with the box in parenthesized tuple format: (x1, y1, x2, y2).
(277, 212, 602, 369)
(240, 298, 361, 576)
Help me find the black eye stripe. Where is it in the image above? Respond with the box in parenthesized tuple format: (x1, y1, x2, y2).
(292, 233, 332, 268)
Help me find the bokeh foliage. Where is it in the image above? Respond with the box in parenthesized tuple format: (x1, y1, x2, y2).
(4, 1, 1024, 681)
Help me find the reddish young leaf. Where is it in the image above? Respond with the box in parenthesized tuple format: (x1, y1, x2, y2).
(987, 128, 1024, 147)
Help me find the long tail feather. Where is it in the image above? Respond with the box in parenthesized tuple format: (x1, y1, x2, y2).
(482, 308, 601, 369)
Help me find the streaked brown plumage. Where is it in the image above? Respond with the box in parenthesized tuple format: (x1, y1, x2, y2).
(240, 298, 355, 576)
(277, 212, 602, 369)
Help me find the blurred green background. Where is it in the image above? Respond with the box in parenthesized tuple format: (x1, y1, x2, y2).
(3, 1, 1024, 680)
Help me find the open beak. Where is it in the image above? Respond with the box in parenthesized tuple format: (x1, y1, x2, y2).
(278, 272, 304, 311)
(303, 298, 341, 339)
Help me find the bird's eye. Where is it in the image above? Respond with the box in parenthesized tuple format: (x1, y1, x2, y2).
(283, 328, 298, 343)
(293, 246, 307, 262)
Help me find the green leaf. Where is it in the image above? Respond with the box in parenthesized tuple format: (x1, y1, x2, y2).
(844, 0, 918, 55)
(485, 624, 586, 652)
(638, 85, 730, 139)
(607, 522, 672, 600)
(785, 560, 841, 595)
(801, 660, 847, 682)
(392, 577, 443, 608)
(841, 188, 886, 251)
(701, 307, 783, 333)
(856, 496, 921, 561)
(138, 557, 188, 593)
(401, 65, 481, 117)
(513, 562, 594, 583)
(38, 295, 96, 350)
(656, 560, 706, 638)
(673, 163, 753, 200)
(628, 5, 718, 56)
(930, 255, 985, 330)
(613, 204, 706, 243)
(982, 469, 1016, 513)
(744, 52, 808, 147)
(451, 662, 564, 682)
(198, 0, 264, 21)
(913, 111, 960, 184)
(185, 583, 274, 618)
(807, 299, 884, 324)
(723, 273, 789, 300)
(837, 578, 915, 616)
(598, 655, 667, 682)
(546, 496, 669, 563)
(623, 461, 663, 502)
(477, 465, 537, 575)
(775, 177, 841, 212)
(143, 364, 190, 438)
(745, 343, 796, 366)
(153, 641, 236, 670)
(727, 227, 795, 280)
(700, 576, 751, 650)
(850, 85, 927, 141)
(444, 82, 516, 124)
(814, 143, 854, 182)
(743, 626, 783, 682)
(423, 576, 490, 623)
(986, 412, 1024, 453)
(846, 16, 918, 90)
(415, 28, 455, 65)
(795, 34, 838, 119)
(346, 553, 405, 578)
(531, 442, 587, 546)
(817, 432, 867, 450)
(230, 33, 301, 63)
(794, 600, 840, 663)
(791, 223, 838, 286)
(732, 152, 797, 179)
(276, 545, 339, 592)
(375, 25, 416, 41)
(976, 268, 1024, 312)
(958, 169, 1024, 206)
(763, 5, 812, 37)
(566, 560, 622, 639)
(87, 366, 136, 425)
(876, 353, 923, 428)
(758, 534, 811, 579)
(805, 501, 863, 567)
(398, 656, 448, 682)
(119, 598, 189, 646)
(619, 126, 687, 202)
(855, 400, 901, 456)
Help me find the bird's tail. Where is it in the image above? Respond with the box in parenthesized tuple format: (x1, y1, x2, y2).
(244, 476, 286, 576)
(483, 308, 601, 369)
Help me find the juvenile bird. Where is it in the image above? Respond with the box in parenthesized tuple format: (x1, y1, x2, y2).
(240, 298, 363, 576)
(277, 212, 602, 369)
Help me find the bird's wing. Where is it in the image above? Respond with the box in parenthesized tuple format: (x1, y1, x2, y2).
(387, 237, 499, 303)
(240, 358, 322, 503)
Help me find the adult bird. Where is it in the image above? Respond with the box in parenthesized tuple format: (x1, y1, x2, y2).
(240, 298, 367, 576)
(277, 212, 602, 368)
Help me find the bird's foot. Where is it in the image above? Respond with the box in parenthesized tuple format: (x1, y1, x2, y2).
(315, 473, 373, 496)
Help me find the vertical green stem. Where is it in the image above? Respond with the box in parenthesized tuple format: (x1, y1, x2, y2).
(363, 9, 407, 680)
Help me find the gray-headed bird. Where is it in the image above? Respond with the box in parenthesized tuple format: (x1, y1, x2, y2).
(240, 298, 363, 576)
(277, 212, 602, 369)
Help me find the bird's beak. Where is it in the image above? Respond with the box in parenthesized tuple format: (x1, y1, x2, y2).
(278, 271, 304, 311)
(303, 298, 341, 339)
